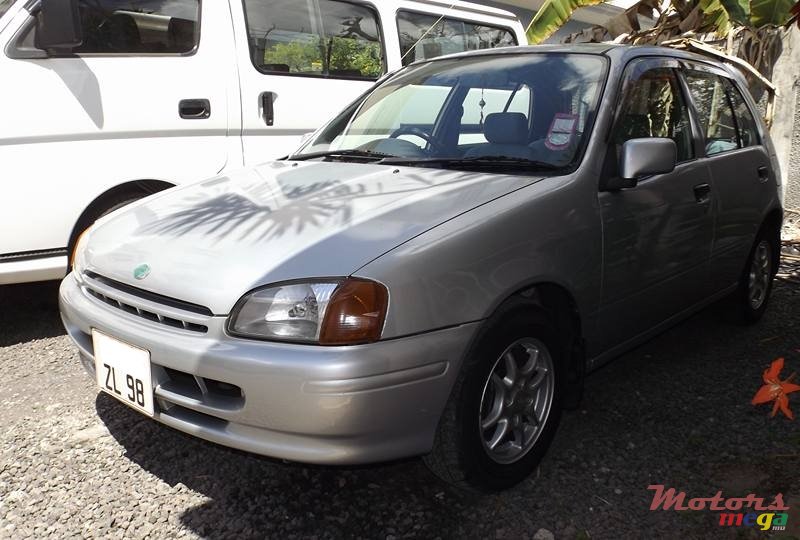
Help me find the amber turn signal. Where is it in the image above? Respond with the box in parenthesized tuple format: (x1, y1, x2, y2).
(319, 279, 388, 345)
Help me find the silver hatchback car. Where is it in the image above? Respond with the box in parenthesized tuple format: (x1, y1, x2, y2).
(60, 45, 783, 491)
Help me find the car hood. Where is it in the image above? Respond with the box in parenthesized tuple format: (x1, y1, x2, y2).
(84, 160, 543, 314)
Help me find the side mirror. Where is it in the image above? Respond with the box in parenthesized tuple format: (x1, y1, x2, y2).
(36, 0, 82, 51)
(616, 138, 677, 188)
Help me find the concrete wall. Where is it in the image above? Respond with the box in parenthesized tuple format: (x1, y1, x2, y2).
(770, 25, 800, 211)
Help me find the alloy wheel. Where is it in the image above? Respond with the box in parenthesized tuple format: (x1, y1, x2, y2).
(478, 338, 555, 465)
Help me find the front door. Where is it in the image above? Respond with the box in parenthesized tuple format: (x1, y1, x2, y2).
(232, 0, 385, 166)
(597, 58, 714, 352)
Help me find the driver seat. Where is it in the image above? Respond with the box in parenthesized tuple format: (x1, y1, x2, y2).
(465, 113, 534, 160)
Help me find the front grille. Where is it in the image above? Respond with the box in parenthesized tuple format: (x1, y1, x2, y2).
(83, 273, 210, 334)
(86, 271, 213, 316)
(157, 366, 244, 409)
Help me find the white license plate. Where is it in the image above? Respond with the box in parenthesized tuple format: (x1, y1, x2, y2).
(92, 329, 154, 417)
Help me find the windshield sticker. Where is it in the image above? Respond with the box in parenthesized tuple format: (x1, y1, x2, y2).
(545, 113, 579, 151)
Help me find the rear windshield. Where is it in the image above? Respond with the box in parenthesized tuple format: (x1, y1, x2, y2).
(0, 0, 16, 20)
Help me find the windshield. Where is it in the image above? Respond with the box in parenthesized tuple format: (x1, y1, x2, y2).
(293, 53, 607, 172)
(0, 0, 16, 20)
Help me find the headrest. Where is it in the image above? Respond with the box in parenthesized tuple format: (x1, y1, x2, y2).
(168, 18, 195, 52)
(484, 113, 528, 145)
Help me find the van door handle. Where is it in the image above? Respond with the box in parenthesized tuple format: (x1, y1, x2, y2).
(261, 92, 275, 126)
(693, 183, 711, 204)
(757, 165, 769, 182)
(179, 99, 211, 119)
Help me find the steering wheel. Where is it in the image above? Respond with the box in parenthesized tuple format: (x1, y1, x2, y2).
(389, 126, 444, 153)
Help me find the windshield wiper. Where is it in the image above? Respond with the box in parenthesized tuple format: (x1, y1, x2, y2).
(378, 155, 563, 171)
(290, 149, 396, 162)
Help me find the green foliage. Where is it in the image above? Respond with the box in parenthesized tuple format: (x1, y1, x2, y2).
(263, 37, 381, 78)
(700, 0, 751, 34)
(750, 0, 796, 26)
(264, 41, 322, 73)
(525, 0, 605, 44)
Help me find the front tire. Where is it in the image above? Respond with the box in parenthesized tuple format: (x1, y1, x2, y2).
(424, 310, 564, 491)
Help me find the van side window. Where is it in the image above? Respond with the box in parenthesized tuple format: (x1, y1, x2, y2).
(684, 71, 742, 156)
(0, 0, 14, 19)
(243, 0, 384, 80)
(46, 1, 200, 54)
(397, 11, 517, 66)
(727, 84, 761, 148)
(614, 67, 694, 163)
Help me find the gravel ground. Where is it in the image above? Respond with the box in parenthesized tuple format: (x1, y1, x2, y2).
(1, 276, 799, 540)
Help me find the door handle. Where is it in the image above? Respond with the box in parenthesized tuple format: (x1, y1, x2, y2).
(757, 165, 769, 182)
(179, 99, 211, 119)
(261, 92, 275, 126)
(693, 183, 711, 204)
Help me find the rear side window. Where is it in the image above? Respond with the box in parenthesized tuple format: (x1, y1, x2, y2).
(51, 1, 201, 54)
(243, 0, 384, 80)
(684, 71, 758, 155)
(397, 11, 517, 66)
(727, 84, 761, 148)
(614, 67, 694, 163)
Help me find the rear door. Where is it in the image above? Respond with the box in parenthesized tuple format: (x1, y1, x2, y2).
(597, 57, 714, 351)
(681, 64, 773, 289)
(232, 0, 385, 166)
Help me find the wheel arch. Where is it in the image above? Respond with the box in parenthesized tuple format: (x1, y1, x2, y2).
(480, 281, 586, 408)
(760, 207, 783, 272)
(68, 180, 175, 252)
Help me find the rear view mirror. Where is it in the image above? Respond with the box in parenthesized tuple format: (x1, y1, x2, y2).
(36, 0, 82, 51)
(619, 138, 677, 182)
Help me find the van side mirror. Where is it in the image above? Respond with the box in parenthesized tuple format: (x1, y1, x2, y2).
(36, 0, 83, 51)
(611, 138, 677, 189)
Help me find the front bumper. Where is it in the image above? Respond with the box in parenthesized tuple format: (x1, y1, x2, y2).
(59, 273, 477, 465)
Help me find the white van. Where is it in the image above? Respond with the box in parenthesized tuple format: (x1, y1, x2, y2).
(0, 0, 525, 285)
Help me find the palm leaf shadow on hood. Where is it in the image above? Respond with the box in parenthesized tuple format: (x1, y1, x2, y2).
(136, 166, 443, 245)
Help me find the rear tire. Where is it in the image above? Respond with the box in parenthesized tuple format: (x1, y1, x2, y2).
(424, 310, 564, 492)
(738, 226, 778, 323)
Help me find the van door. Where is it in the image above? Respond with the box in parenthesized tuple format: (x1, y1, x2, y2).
(231, 0, 385, 165)
(0, 0, 239, 262)
(597, 58, 714, 352)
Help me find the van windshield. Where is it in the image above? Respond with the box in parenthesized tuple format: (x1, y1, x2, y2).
(0, 0, 15, 20)
(292, 53, 607, 173)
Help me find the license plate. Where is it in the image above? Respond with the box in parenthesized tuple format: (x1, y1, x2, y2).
(92, 329, 154, 417)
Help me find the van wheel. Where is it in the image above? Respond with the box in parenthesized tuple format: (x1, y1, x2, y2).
(738, 227, 778, 323)
(68, 191, 145, 270)
(424, 310, 563, 492)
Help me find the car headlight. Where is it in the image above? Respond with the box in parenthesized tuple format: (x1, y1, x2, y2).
(228, 279, 389, 345)
(71, 226, 93, 277)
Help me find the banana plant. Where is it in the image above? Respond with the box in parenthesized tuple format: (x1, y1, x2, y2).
(526, 0, 800, 45)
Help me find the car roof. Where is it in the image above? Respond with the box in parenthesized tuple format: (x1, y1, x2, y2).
(419, 43, 724, 69)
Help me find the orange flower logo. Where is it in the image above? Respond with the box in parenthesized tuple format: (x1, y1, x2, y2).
(752, 358, 800, 420)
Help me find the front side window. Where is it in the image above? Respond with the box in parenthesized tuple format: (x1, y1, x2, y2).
(684, 71, 743, 156)
(243, 0, 384, 80)
(397, 11, 517, 66)
(40, 1, 201, 54)
(614, 67, 694, 163)
(293, 53, 607, 173)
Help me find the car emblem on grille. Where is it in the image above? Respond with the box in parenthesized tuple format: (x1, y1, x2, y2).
(133, 264, 151, 280)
